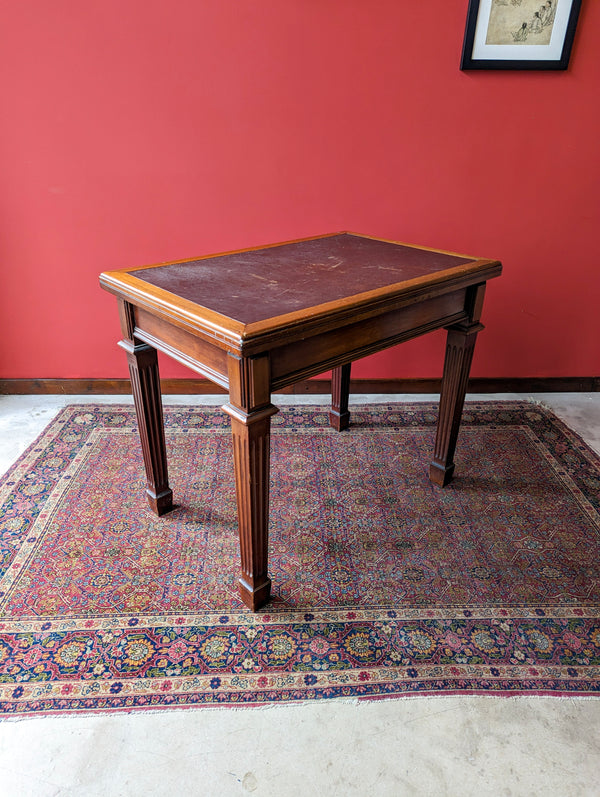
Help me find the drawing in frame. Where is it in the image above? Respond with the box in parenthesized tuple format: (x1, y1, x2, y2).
(461, 0, 582, 70)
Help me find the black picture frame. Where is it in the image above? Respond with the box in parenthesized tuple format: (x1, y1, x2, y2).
(461, 0, 582, 70)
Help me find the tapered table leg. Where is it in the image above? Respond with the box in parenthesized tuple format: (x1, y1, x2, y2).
(224, 353, 278, 610)
(429, 320, 483, 487)
(120, 338, 174, 515)
(117, 300, 173, 515)
(223, 403, 278, 610)
(330, 363, 351, 431)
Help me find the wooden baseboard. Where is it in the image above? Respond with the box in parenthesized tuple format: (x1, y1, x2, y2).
(1, 377, 598, 395)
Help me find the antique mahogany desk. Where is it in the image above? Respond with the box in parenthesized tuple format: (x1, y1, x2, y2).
(100, 233, 501, 610)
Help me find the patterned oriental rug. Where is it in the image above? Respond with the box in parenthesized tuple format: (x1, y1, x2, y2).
(1, 402, 599, 717)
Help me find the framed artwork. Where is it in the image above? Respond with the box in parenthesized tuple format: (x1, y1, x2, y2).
(461, 0, 582, 70)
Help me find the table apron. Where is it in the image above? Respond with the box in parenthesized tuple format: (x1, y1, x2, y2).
(131, 287, 469, 394)
(269, 289, 467, 390)
(133, 306, 230, 388)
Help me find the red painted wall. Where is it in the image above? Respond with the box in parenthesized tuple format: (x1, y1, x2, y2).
(1, 1, 598, 381)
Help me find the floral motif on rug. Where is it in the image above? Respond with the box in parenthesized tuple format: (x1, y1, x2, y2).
(0, 402, 599, 716)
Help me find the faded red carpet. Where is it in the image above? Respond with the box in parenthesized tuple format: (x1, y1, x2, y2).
(0, 402, 599, 716)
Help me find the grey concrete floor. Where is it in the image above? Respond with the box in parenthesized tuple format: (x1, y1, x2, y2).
(0, 393, 599, 796)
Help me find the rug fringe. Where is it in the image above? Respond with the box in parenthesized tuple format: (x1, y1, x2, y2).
(3, 692, 600, 723)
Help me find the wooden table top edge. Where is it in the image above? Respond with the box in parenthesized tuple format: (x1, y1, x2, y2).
(99, 234, 502, 353)
(99, 272, 246, 347)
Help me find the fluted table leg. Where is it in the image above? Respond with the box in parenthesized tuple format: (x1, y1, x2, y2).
(224, 353, 278, 610)
(118, 301, 173, 515)
(430, 284, 487, 487)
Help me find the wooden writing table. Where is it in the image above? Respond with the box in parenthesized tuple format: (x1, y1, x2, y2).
(100, 233, 502, 610)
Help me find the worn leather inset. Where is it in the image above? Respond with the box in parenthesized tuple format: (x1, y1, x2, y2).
(134, 234, 472, 324)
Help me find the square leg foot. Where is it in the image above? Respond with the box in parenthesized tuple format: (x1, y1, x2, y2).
(329, 410, 350, 432)
(239, 577, 272, 611)
(429, 462, 455, 487)
(146, 488, 174, 516)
